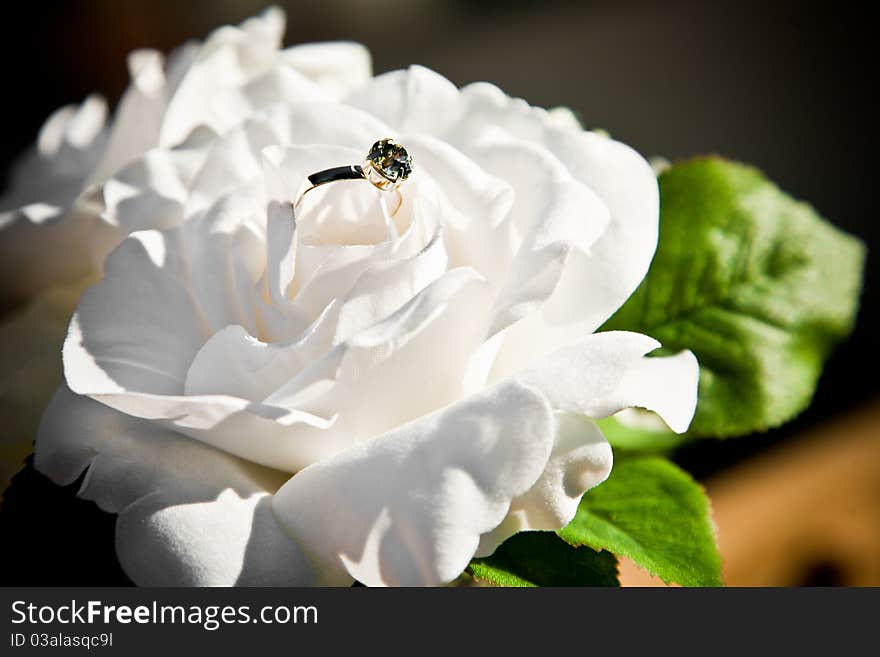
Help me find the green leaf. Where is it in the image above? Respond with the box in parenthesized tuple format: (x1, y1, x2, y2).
(559, 456, 721, 587)
(602, 157, 865, 437)
(469, 531, 619, 587)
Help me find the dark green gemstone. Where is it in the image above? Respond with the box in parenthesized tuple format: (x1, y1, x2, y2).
(366, 138, 413, 182)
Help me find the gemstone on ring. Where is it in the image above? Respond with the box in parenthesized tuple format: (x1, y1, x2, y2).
(362, 138, 413, 190)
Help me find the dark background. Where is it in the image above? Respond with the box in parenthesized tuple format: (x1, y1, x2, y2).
(0, 0, 876, 584)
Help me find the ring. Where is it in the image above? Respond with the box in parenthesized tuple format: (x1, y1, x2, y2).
(294, 138, 413, 216)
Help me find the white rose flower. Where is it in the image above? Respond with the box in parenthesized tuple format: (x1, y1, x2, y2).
(30, 10, 699, 586)
(0, 8, 369, 489)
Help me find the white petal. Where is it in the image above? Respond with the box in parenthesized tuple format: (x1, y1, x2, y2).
(272, 380, 555, 586)
(35, 95, 107, 160)
(184, 102, 388, 216)
(547, 106, 583, 131)
(0, 96, 109, 302)
(99, 147, 194, 235)
(330, 223, 447, 344)
(207, 66, 328, 132)
(452, 81, 556, 144)
(285, 209, 436, 329)
(282, 42, 372, 98)
(65, 184, 281, 398)
(260, 101, 391, 153)
(163, 41, 200, 97)
(476, 413, 612, 556)
(464, 133, 610, 337)
(519, 330, 699, 433)
(464, 132, 608, 249)
(37, 95, 107, 160)
(71, 389, 333, 474)
(184, 189, 276, 337)
(603, 347, 700, 434)
(451, 81, 660, 335)
(265, 267, 492, 460)
(183, 120, 274, 215)
(61, 216, 338, 472)
(158, 8, 286, 147)
(182, 308, 335, 402)
(34, 386, 339, 586)
(402, 135, 515, 287)
(65, 230, 208, 396)
(539, 129, 660, 332)
(87, 50, 168, 185)
(345, 65, 461, 135)
(264, 200, 297, 308)
(239, 6, 286, 44)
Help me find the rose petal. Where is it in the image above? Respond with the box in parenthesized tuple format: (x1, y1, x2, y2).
(0, 96, 109, 302)
(475, 413, 612, 556)
(518, 330, 699, 433)
(87, 50, 168, 185)
(345, 65, 461, 135)
(182, 306, 336, 402)
(465, 133, 610, 338)
(207, 66, 329, 133)
(264, 199, 298, 308)
(330, 222, 447, 344)
(286, 209, 436, 329)
(66, 181, 284, 397)
(539, 129, 660, 332)
(159, 7, 286, 147)
(90, 126, 217, 250)
(452, 81, 660, 335)
(34, 385, 339, 585)
(67, 389, 332, 474)
(35, 95, 107, 162)
(99, 148, 191, 235)
(451, 81, 561, 145)
(183, 121, 276, 216)
(65, 230, 208, 395)
(260, 100, 391, 153)
(185, 186, 279, 336)
(238, 5, 286, 42)
(547, 106, 583, 131)
(263, 267, 491, 464)
(477, 332, 697, 555)
(402, 135, 515, 288)
(480, 133, 659, 378)
(281, 42, 372, 98)
(272, 380, 555, 586)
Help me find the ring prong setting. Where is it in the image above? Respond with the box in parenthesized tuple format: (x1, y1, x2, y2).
(362, 138, 413, 191)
